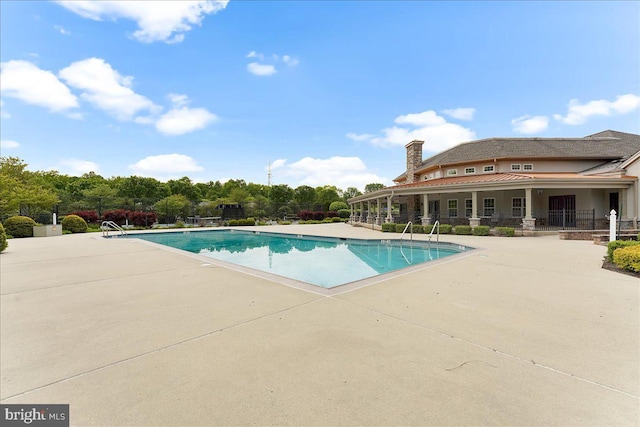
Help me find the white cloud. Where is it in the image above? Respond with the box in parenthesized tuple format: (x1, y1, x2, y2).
(60, 159, 99, 175)
(1, 139, 20, 149)
(275, 156, 391, 190)
(442, 107, 475, 121)
(355, 109, 475, 153)
(282, 55, 299, 67)
(247, 62, 277, 76)
(553, 94, 640, 125)
(54, 25, 71, 35)
(511, 115, 549, 134)
(0, 60, 79, 112)
(155, 106, 217, 136)
(59, 57, 159, 121)
(246, 51, 264, 60)
(129, 154, 204, 177)
(270, 159, 287, 170)
(346, 133, 374, 142)
(55, 0, 228, 43)
(168, 93, 189, 107)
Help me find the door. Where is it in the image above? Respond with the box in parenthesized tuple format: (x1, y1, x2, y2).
(428, 200, 440, 221)
(609, 192, 619, 214)
(549, 195, 576, 227)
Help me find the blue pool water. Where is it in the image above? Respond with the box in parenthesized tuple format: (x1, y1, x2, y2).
(123, 230, 470, 288)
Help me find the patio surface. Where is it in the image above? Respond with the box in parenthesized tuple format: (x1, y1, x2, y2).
(1, 223, 638, 426)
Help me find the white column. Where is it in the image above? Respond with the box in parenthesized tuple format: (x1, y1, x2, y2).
(525, 188, 533, 219)
(471, 191, 478, 218)
(376, 198, 382, 225)
(386, 196, 393, 223)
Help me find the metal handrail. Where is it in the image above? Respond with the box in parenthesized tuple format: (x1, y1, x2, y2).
(101, 220, 127, 237)
(428, 220, 440, 243)
(400, 221, 413, 243)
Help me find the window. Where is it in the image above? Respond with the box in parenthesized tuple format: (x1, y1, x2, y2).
(483, 198, 495, 217)
(483, 165, 495, 173)
(447, 169, 458, 176)
(523, 164, 533, 171)
(448, 199, 458, 218)
(465, 199, 473, 217)
(511, 164, 521, 171)
(512, 197, 526, 217)
(465, 167, 476, 174)
(434, 171, 442, 178)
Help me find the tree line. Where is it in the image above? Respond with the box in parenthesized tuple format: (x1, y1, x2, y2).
(0, 157, 386, 224)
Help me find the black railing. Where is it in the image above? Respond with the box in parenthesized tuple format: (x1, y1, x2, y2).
(534, 209, 596, 231)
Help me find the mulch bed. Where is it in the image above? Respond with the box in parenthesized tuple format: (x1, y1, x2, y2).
(602, 259, 640, 279)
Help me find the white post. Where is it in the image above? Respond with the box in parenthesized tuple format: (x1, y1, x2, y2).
(52, 213, 57, 225)
(609, 209, 617, 242)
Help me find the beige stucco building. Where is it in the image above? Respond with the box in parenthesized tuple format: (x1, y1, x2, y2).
(348, 130, 640, 232)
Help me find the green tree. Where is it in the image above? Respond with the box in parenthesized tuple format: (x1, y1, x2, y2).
(167, 177, 202, 201)
(294, 185, 316, 208)
(364, 183, 385, 193)
(269, 184, 293, 206)
(315, 185, 340, 211)
(153, 194, 191, 224)
(0, 157, 59, 220)
(229, 188, 251, 205)
(118, 176, 168, 200)
(343, 187, 362, 200)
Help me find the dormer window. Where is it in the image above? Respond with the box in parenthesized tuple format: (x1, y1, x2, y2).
(447, 169, 458, 176)
(511, 164, 521, 171)
(483, 165, 495, 173)
(464, 167, 475, 174)
(523, 164, 533, 171)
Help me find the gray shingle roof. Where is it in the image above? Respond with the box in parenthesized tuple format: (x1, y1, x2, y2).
(395, 130, 640, 181)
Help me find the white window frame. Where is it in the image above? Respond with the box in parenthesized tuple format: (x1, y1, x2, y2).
(512, 197, 526, 218)
(511, 164, 521, 171)
(483, 165, 495, 173)
(464, 167, 476, 174)
(448, 199, 458, 218)
(523, 164, 533, 171)
(447, 169, 458, 176)
(483, 198, 496, 217)
(465, 199, 473, 218)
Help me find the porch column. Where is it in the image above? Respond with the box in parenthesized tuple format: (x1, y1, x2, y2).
(522, 188, 536, 232)
(359, 202, 364, 223)
(366, 200, 372, 223)
(421, 194, 431, 226)
(386, 196, 393, 223)
(376, 198, 382, 225)
(469, 191, 480, 227)
(350, 203, 354, 222)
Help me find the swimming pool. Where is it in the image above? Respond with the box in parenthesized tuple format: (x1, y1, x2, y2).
(122, 230, 471, 288)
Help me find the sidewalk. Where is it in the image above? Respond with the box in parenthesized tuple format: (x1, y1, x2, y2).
(1, 224, 638, 426)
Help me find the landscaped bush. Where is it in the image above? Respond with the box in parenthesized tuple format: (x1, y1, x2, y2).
(300, 220, 322, 225)
(472, 225, 491, 236)
(381, 223, 396, 232)
(228, 219, 239, 226)
(279, 221, 292, 225)
(0, 223, 8, 252)
(438, 224, 452, 234)
(128, 211, 157, 227)
(313, 211, 326, 220)
(322, 218, 333, 223)
(298, 210, 314, 221)
(454, 225, 472, 235)
(329, 201, 349, 211)
(606, 240, 640, 262)
(395, 223, 408, 233)
(102, 209, 129, 225)
(412, 225, 424, 234)
(331, 217, 342, 222)
(495, 226, 515, 237)
(612, 245, 640, 272)
(325, 211, 338, 219)
(4, 216, 36, 238)
(69, 210, 99, 224)
(337, 209, 351, 218)
(61, 214, 88, 233)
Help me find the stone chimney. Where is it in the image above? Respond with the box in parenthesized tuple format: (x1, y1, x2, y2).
(405, 140, 424, 184)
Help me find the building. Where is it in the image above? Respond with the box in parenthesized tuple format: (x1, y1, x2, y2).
(348, 130, 640, 232)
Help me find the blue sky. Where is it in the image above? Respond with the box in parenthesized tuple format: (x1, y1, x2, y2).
(1, 1, 639, 191)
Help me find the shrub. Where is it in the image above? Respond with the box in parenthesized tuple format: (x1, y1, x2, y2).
(412, 225, 424, 233)
(69, 210, 99, 224)
(454, 225, 472, 235)
(472, 225, 491, 236)
(301, 220, 322, 224)
(129, 211, 157, 227)
(329, 201, 349, 211)
(325, 211, 338, 219)
(606, 240, 640, 262)
(61, 214, 88, 233)
(228, 219, 239, 226)
(298, 210, 314, 221)
(279, 221, 292, 225)
(495, 226, 515, 237)
(4, 216, 36, 238)
(395, 224, 408, 233)
(381, 223, 396, 232)
(331, 217, 342, 223)
(322, 218, 333, 223)
(0, 223, 7, 252)
(313, 211, 326, 220)
(337, 209, 351, 218)
(103, 209, 129, 225)
(613, 245, 640, 272)
(438, 224, 452, 234)
(174, 220, 185, 228)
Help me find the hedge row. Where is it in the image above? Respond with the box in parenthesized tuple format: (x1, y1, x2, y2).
(69, 210, 157, 227)
(381, 223, 514, 237)
(228, 218, 256, 226)
(612, 245, 640, 273)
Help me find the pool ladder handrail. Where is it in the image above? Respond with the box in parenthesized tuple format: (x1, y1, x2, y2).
(428, 220, 440, 243)
(101, 220, 127, 237)
(400, 221, 413, 243)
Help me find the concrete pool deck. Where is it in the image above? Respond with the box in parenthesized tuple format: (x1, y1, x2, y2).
(1, 223, 638, 426)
